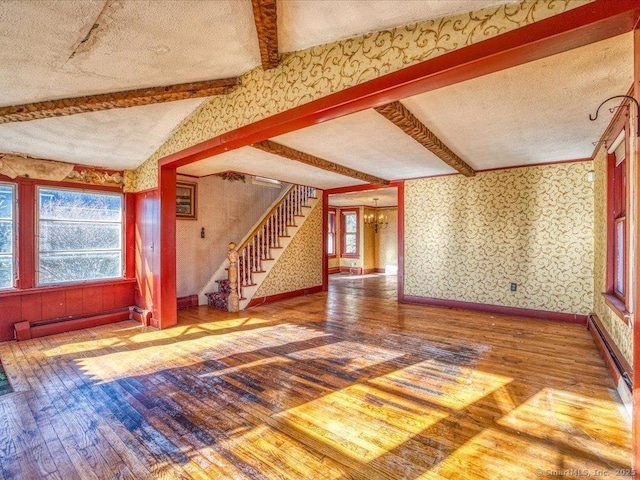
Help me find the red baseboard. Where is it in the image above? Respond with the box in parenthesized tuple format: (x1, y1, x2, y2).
(402, 295, 588, 325)
(587, 313, 632, 387)
(15, 307, 134, 341)
(247, 285, 323, 308)
(375, 268, 386, 273)
(338, 266, 363, 274)
(328, 267, 340, 274)
(177, 294, 199, 309)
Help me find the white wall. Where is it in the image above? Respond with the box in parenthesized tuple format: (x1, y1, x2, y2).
(176, 175, 285, 297)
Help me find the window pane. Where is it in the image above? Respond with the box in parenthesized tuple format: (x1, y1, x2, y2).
(345, 233, 356, 254)
(39, 252, 122, 285)
(345, 213, 357, 233)
(0, 186, 12, 219)
(615, 220, 624, 296)
(0, 184, 14, 289)
(38, 188, 123, 285)
(0, 221, 12, 254)
(40, 222, 121, 251)
(0, 257, 11, 289)
(327, 234, 334, 255)
(39, 189, 122, 221)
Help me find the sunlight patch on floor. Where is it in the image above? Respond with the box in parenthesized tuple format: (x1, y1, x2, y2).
(273, 382, 449, 462)
(286, 340, 404, 370)
(369, 360, 512, 410)
(497, 387, 631, 467)
(74, 321, 329, 382)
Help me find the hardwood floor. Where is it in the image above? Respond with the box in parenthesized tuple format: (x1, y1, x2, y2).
(0, 278, 631, 479)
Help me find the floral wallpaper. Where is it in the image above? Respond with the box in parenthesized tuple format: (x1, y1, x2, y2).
(593, 146, 633, 365)
(404, 162, 594, 315)
(254, 195, 323, 297)
(127, 0, 588, 192)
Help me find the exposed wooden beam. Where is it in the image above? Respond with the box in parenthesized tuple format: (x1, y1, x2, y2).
(0, 78, 241, 124)
(159, 0, 639, 170)
(252, 140, 389, 185)
(252, 0, 280, 70)
(374, 101, 475, 177)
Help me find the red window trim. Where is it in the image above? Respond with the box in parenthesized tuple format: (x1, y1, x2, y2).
(604, 115, 630, 323)
(340, 208, 360, 259)
(327, 208, 337, 258)
(0, 174, 134, 292)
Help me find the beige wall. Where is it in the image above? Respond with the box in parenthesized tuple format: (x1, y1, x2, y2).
(375, 208, 398, 271)
(593, 146, 634, 365)
(405, 162, 594, 315)
(176, 175, 284, 297)
(255, 198, 323, 297)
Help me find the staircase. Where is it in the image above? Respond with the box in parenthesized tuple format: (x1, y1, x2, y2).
(203, 184, 318, 311)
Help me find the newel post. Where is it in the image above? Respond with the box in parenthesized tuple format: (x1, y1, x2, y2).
(227, 242, 240, 312)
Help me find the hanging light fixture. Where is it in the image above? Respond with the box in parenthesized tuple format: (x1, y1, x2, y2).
(364, 198, 388, 233)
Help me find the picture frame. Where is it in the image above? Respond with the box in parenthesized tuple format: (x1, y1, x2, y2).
(176, 181, 197, 219)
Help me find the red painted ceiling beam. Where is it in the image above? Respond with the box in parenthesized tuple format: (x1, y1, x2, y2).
(160, 0, 640, 169)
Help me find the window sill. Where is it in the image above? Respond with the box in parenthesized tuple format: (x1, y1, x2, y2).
(602, 293, 631, 325)
(340, 254, 360, 259)
(0, 278, 136, 298)
(327, 254, 337, 259)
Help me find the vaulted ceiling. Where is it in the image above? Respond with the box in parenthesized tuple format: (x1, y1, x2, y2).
(0, 0, 633, 189)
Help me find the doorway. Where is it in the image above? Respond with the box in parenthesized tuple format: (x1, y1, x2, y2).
(324, 184, 402, 300)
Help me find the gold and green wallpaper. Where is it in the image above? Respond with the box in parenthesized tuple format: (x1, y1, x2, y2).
(592, 145, 633, 365)
(127, 0, 588, 192)
(254, 197, 323, 297)
(404, 162, 594, 315)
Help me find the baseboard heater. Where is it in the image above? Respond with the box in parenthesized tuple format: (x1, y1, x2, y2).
(14, 306, 135, 341)
(587, 313, 632, 394)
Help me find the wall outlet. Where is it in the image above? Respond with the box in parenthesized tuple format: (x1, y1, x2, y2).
(510, 283, 517, 292)
(352, 261, 357, 267)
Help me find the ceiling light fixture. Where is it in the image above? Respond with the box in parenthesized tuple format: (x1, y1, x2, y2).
(364, 198, 388, 233)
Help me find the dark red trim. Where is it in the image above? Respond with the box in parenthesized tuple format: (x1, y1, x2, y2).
(17, 181, 35, 289)
(177, 294, 199, 309)
(396, 181, 405, 303)
(158, 167, 177, 329)
(158, 0, 639, 170)
(0, 278, 136, 299)
(632, 27, 640, 478)
(588, 313, 632, 384)
(339, 207, 360, 258)
(246, 285, 323, 308)
(328, 267, 340, 274)
(14, 307, 132, 341)
(322, 193, 329, 291)
(338, 267, 363, 274)
(402, 295, 587, 325)
(125, 193, 136, 278)
(324, 181, 404, 196)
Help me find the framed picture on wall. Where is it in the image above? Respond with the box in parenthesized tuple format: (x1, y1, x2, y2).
(176, 182, 197, 219)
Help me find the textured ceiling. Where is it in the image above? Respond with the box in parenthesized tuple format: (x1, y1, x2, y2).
(402, 32, 634, 169)
(279, 0, 516, 53)
(0, 0, 259, 105)
(0, 100, 206, 170)
(329, 188, 398, 208)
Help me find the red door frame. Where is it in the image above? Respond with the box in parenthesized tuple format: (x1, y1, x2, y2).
(633, 25, 640, 480)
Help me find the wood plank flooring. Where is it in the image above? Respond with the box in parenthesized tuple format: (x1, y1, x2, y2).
(0, 275, 632, 479)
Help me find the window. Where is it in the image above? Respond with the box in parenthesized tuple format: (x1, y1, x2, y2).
(327, 209, 336, 256)
(0, 184, 15, 289)
(341, 209, 359, 257)
(37, 187, 123, 285)
(605, 125, 629, 318)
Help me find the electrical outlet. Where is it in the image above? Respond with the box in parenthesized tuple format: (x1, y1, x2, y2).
(510, 283, 517, 292)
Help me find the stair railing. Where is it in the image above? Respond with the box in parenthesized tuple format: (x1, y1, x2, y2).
(226, 184, 317, 310)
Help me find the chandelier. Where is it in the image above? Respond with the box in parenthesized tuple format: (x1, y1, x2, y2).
(364, 198, 388, 233)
